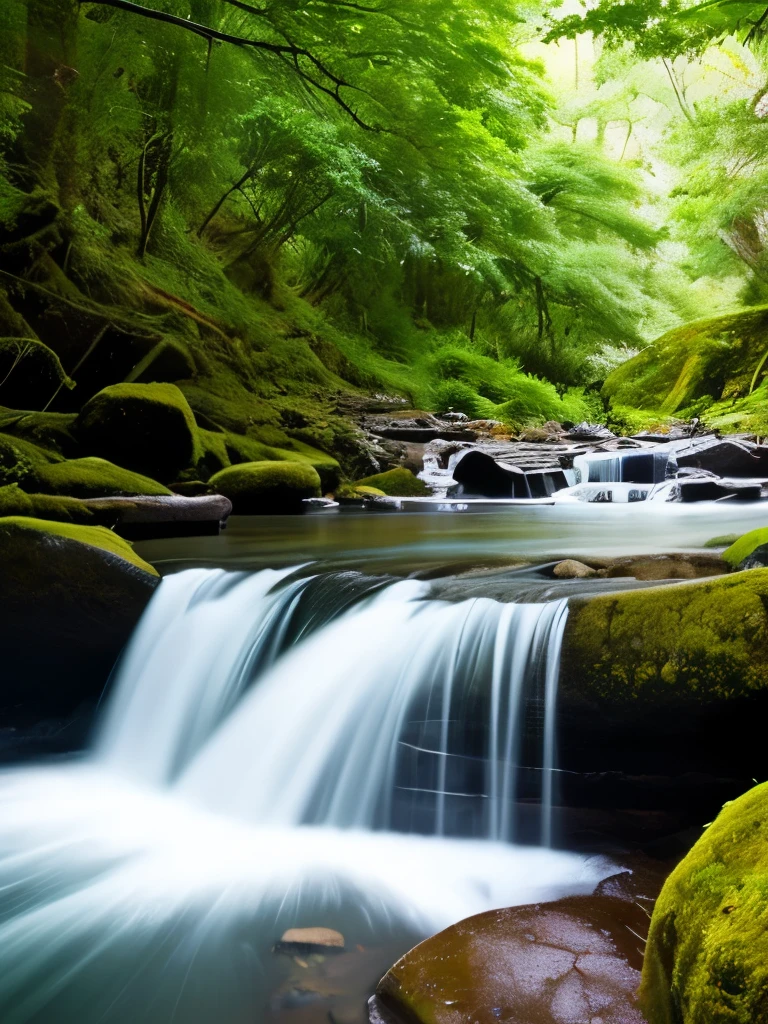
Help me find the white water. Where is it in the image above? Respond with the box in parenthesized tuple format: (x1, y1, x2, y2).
(0, 568, 608, 1023)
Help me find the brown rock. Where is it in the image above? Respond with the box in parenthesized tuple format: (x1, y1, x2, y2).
(371, 895, 648, 1024)
(553, 559, 596, 579)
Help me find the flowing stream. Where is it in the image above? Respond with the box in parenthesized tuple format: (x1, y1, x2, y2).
(0, 567, 608, 1023)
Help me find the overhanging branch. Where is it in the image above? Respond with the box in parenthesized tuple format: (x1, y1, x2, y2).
(80, 0, 379, 128)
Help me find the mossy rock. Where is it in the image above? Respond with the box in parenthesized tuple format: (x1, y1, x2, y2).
(722, 528, 768, 570)
(75, 383, 200, 483)
(602, 307, 768, 424)
(0, 516, 156, 575)
(210, 432, 340, 490)
(0, 406, 80, 458)
(336, 483, 386, 499)
(640, 782, 768, 1024)
(0, 483, 95, 524)
(354, 467, 431, 497)
(0, 517, 158, 710)
(0, 431, 60, 487)
(209, 460, 321, 513)
(563, 570, 768, 704)
(34, 457, 172, 498)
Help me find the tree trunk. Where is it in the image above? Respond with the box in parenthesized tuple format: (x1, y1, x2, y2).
(22, 0, 80, 199)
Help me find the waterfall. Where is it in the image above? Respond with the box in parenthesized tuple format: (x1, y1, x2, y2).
(0, 568, 606, 1024)
(574, 448, 676, 485)
(99, 570, 569, 841)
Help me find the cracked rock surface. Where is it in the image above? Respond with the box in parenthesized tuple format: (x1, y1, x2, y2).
(370, 895, 649, 1024)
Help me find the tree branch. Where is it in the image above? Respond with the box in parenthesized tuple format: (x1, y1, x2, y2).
(80, 0, 379, 128)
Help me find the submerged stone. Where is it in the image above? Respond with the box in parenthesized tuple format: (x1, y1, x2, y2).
(640, 782, 768, 1024)
(277, 927, 345, 953)
(371, 895, 648, 1024)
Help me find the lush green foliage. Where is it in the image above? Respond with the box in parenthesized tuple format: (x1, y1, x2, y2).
(0, 0, 704, 444)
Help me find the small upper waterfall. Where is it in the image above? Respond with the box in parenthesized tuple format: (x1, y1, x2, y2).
(0, 567, 606, 1024)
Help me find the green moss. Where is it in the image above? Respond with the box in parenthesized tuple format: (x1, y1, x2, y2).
(723, 529, 768, 569)
(563, 570, 768, 703)
(0, 431, 60, 486)
(0, 516, 158, 575)
(704, 534, 741, 550)
(640, 782, 768, 1024)
(34, 457, 172, 498)
(335, 483, 387, 500)
(198, 429, 232, 479)
(208, 460, 321, 513)
(0, 483, 94, 523)
(75, 383, 200, 483)
(354, 467, 432, 497)
(603, 307, 768, 419)
(0, 407, 80, 457)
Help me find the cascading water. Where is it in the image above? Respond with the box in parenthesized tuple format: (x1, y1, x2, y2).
(0, 567, 607, 1023)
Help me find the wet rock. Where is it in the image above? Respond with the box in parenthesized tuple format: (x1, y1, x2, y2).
(0, 516, 158, 711)
(553, 559, 596, 579)
(675, 437, 768, 477)
(677, 476, 763, 502)
(517, 426, 561, 442)
(362, 411, 477, 444)
(81, 493, 232, 538)
(641, 781, 768, 1024)
(566, 421, 615, 442)
(277, 927, 345, 953)
(370, 895, 648, 1024)
(302, 496, 339, 510)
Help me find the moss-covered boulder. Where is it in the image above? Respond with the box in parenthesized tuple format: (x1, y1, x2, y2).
(0, 517, 158, 710)
(75, 383, 199, 483)
(208, 460, 321, 513)
(34, 457, 172, 498)
(564, 570, 768, 704)
(722, 528, 768, 570)
(0, 483, 94, 523)
(640, 782, 768, 1024)
(354, 467, 431, 497)
(603, 307, 768, 431)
